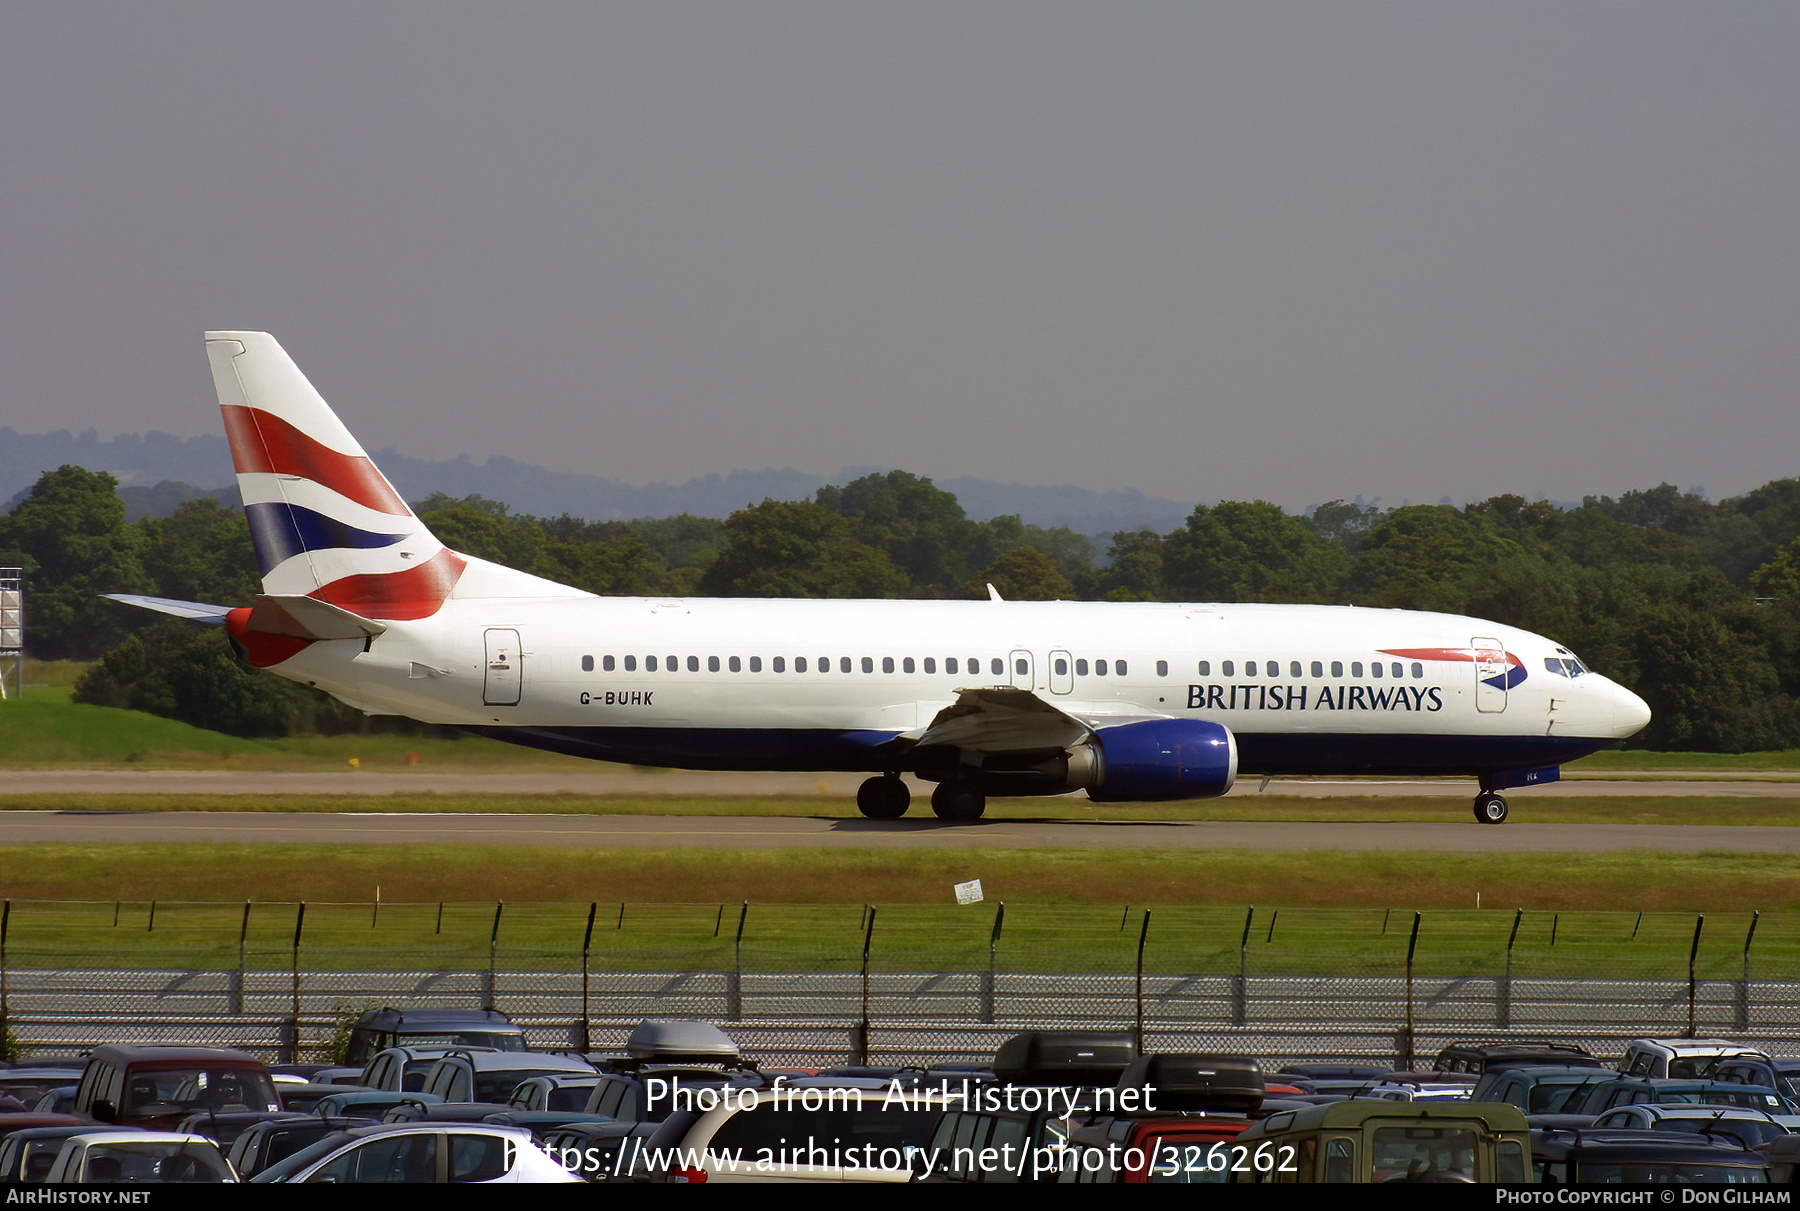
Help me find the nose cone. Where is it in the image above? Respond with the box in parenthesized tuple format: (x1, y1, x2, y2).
(1608, 679, 1652, 739)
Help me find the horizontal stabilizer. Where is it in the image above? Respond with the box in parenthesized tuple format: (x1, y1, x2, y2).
(102, 594, 234, 626)
(248, 594, 388, 640)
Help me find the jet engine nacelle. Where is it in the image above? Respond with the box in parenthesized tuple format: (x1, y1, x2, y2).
(1080, 718, 1238, 802)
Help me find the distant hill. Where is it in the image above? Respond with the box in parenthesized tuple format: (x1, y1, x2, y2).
(2, 427, 1196, 537)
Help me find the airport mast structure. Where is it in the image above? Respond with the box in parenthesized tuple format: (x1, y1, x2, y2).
(0, 569, 20, 699)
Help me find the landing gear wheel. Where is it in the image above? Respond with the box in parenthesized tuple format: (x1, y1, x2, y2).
(1473, 793, 1509, 825)
(930, 781, 987, 822)
(856, 775, 910, 819)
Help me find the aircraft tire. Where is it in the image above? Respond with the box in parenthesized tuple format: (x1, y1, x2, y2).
(857, 775, 910, 819)
(1473, 793, 1509, 825)
(931, 782, 986, 822)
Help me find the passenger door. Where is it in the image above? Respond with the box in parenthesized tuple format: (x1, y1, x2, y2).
(484, 629, 522, 706)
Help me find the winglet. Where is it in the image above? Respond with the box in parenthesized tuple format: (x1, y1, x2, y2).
(987, 583, 1005, 602)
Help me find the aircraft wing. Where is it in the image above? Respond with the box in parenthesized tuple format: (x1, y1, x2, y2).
(908, 687, 1169, 754)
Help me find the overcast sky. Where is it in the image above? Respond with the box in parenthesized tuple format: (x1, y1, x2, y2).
(2, 3, 1795, 512)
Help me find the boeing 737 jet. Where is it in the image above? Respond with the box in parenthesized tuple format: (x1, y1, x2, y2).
(110, 333, 1651, 824)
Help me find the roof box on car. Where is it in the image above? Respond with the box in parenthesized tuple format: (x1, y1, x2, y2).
(624, 1021, 741, 1064)
(1117, 1053, 1265, 1114)
(992, 1031, 1136, 1087)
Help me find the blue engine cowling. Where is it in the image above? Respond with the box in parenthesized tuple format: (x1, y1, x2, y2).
(1085, 719, 1238, 803)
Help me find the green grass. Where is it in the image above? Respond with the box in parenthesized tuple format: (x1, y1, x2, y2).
(2, 867, 1794, 978)
(1569, 749, 1800, 773)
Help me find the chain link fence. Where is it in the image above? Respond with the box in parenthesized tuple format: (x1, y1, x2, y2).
(2, 899, 1795, 1065)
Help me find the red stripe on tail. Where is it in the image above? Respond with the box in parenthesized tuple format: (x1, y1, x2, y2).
(308, 549, 467, 620)
(222, 404, 411, 516)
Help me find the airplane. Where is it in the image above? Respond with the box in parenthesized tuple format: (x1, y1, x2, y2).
(109, 332, 1652, 826)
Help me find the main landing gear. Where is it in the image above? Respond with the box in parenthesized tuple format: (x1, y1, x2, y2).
(856, 774, 911, 819)
(930, 781, 986, 822)
(1473, 792, 1509, 825)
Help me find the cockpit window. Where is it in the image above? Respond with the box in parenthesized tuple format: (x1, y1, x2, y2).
(1545, 656, 1589, 678)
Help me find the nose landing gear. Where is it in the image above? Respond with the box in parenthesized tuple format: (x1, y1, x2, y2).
(1473, 792, 1509, 825)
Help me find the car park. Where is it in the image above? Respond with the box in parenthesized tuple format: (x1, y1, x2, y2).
(245, 1122, 581, 1183)
(44, 1131, 235, 1183)
(343, 1008, 528, 1067)
(1051, 1053, 1266, 1185)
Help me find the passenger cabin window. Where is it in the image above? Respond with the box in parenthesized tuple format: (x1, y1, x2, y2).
(750, 656, 762, 672)
(1371, 662, 1382, 678)
(1311, 661, 1322, 677)
(991, 658, 1004, 676)
(1197, 661, 1209, 676)
(728, 656, 740, 672)
(903, 657, 914, 674)
(708, 656, 720, 672)
(625, 655, 637, 671)
(1116, 660, 1127, 675)
(646, 656, 657, 672)
(581, 655, 593, 672)
(841, 657, 853, 673)
(1014, 658, 1027, 676)
(862, 657, 874, 674)
(923, 658, 935, 673)
(1077, 659, 1090, 676)
(666, 655, 677, 671)
(1095, 660, 1108, 676)
(604, 655, 616, 672)
(1222, 661, 1234, 677)
(1391, 662, 1403, 678)
(1246, 661, 1257, 676)
(1331, 661, 1342, 677)
(946, 658, 958, 675)
(1351, 662, 1363, 677)
(1412, 662, 1424, 678)
(686, 656, 698, 672)
(1055, 658, 1069, 676)
(1291, 661, 1302, 677)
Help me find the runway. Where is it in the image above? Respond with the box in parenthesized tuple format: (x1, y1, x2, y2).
(2, 809, 1797, 853)
(2, 769, 1796, 798)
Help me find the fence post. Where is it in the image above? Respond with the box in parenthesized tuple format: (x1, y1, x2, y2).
(1500, 908, 1522, 1029)
(1398, 911, 1421, 1071)
(729, 902, 748, 1021)
(1134, 910, 1152, 1052)
(853, 906, 876, 1066)
(0, 899, 10, 1063)
(1234, 907, 1254, 1027)
(484, 901, 504, 1010)
(1737, 912, 1760, 1032)
(982, 902, 1005, 1024)
(1688, 914, 1705, 1037)
(231, 900, 251, 1016)
(580, 902, 597, 1052)
(287, 902, 306, 1064)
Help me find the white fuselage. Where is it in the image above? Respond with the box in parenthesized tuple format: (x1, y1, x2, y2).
(270, 593, 1648, 780)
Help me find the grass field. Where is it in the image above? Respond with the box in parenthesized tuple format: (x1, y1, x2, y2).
(2, 875, 1793, 979)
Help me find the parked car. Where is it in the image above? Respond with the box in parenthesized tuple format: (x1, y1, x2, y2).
(1590, 1104, 1792, 1148)
(44, 1131, 235, 1183)
(1433, 1041, 1604, 1076)
(245, 1122, 580, 1183)
(227, 1116, 371, 1180)
(73, 1046, 281, 1131)
(1532, 1126, 1770, 1184)
(359, 1045, 491, 1093)
(1473, 1065, 1614, 1115)
(419, 1050, 597, 1105)
(343, 1008, 528, 1067)
(0, 1125, 131, 1185)
(1619, 1038, 1749, 1080)
(1230, 1100, 1532, 1183)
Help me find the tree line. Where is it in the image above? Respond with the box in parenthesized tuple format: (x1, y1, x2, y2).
(4, 463, 1798, 752)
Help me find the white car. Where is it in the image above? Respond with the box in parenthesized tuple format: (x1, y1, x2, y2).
(246, 1123, 581, 1183)
(45, 1131, 234, 1183)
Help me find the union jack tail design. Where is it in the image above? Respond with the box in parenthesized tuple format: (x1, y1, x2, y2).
(205, 331, 465, 620)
